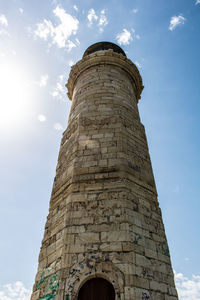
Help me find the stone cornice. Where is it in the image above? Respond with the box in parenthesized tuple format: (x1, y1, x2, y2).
(66, 49, 144, 103)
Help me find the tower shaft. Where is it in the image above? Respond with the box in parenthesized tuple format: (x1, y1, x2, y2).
(31, 43, 178, 300)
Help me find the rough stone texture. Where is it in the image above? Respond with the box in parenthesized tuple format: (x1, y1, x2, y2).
(31, 46, 178, 300)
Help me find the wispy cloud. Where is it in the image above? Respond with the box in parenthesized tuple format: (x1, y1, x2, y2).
(34, 19, 54, 41)
(39, 74, 48, 87)
(169, 14, 186, 31)
(0, 15, 10, 37)
(38, 114, 46, 122)
(75, 37, 80, 45)
(54, 122, 64, 131)
(0, 281, 31, 300)
(73, 5, 78, 11)
(66, 40, 76, 52)
(34, 6, 79, 50)
(98, 10, 108, 32)
(131, 28, 140, 40)
(50, 74, 66, 101)
(174, 271, 200, 300)
(19, 8, 24, 14)
(116, 29, 133, 45)
(196, 0, 200, 4)
(87, 8, 108, 32)
(0, 14, 8, 26)
(32, 74, 48, 87)
(87, 8, 98, 26)
(133, 8, 139, 13)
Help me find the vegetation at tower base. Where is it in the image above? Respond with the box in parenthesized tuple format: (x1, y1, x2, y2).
(31, 42, 179, 300)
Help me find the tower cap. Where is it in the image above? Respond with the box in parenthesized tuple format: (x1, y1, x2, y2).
(83, 41, 126, 58)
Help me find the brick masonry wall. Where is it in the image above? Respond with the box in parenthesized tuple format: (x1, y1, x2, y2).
(31, 49, 178, 300)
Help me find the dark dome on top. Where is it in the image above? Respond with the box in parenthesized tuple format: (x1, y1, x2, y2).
(83, 41, 126, 58)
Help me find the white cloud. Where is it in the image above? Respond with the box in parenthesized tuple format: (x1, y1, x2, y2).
(53, 6, 79, 48)
(19, 8, 24, 14)
(0, 14, 10, 37)
(131, 28, 141, 40)
(34, 5, 79, 50)
(39, 74, 48, 87)
(75, 37, 80, 45)
(87, 8, 98, 26)
(98, 10, 108, 32)
(38, 114, 46, 122)
(174, 271, 200, 300)
(116, 29, 133, 45)
(50, 74, 66, 101)
(32, 74, 48, 87)
(196, 0, 200, 4)
(87, 9, 108, 32)
(76, 38, 81, 46)
(133, 8, 139, 13)
(0, 281, 31, 300)
(0, 14, 8, 27)
(169, 14, 186, 31)
(34, 19, 54, 40)
(54, 122, 64, 131)
(66, 40, 76, 52)
(73, 5, 78, 11)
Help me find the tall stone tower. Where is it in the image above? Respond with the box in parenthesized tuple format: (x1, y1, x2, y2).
(31, 42, 178, 300)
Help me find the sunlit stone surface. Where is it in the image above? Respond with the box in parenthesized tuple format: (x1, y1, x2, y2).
(31, 42, 178, 300)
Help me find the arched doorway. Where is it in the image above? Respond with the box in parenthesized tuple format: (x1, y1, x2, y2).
(78, 278, 115, 300)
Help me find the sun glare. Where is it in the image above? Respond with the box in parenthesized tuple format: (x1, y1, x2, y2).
(0, 59, 33, 133)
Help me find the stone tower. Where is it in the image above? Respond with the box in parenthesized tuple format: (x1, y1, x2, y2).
(31, 42, 178, 300)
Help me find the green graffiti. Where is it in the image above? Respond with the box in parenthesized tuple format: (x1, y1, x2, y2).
(36, 271, 59, 298)
(40, 295, 55, 300)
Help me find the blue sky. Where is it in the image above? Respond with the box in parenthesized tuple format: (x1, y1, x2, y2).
(0, 0, 200, 299)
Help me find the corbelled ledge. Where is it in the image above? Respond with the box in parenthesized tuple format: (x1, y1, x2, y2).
(66, 49, 144, 103)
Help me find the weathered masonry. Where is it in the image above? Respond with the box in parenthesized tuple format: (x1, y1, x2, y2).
(31, 42, 179, 300)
